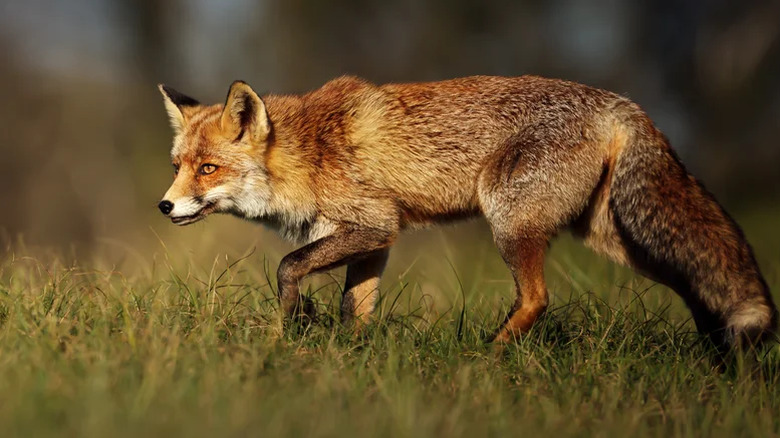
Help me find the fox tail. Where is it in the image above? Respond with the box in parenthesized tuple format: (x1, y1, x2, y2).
(607, 105, 777, 349)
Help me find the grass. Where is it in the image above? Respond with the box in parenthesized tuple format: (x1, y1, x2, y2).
(0, 210, 779, 438)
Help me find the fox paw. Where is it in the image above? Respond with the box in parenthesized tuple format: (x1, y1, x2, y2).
(284, 295, 316, 324)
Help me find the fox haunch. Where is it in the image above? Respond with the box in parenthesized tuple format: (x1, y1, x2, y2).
(158, 75, 777, 350)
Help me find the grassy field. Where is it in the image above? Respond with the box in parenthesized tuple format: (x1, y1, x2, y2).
(1, 206, 779, 437)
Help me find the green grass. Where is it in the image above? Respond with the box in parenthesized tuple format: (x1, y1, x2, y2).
(1, 212, 779, 437)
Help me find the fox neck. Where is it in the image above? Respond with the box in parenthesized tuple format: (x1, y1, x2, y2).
(239, 94, 318, 229)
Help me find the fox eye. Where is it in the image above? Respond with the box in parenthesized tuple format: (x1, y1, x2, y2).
(173, 164, 180, 176)
(200, 163, 218, 175)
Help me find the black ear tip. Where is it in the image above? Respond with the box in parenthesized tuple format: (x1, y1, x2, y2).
(160, 84, 177, 96)
(161, 85, 200, 107)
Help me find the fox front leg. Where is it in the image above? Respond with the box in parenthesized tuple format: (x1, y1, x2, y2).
(276, 226, 396, 321)
(341, 248, 390, 326)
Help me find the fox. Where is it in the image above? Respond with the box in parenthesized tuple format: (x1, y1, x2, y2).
(157, 75, 777, 350)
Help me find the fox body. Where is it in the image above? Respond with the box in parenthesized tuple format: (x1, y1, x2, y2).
(158, 75, 776, 348)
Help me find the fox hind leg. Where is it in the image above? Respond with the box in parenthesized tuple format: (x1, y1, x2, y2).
(479, 129, 606, 342)
(490, 235, 550, 342)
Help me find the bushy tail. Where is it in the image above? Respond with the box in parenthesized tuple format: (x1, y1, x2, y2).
(608, 109, 777, 349)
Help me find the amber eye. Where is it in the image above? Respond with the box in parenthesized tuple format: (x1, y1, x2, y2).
(200, 163, 218, 175)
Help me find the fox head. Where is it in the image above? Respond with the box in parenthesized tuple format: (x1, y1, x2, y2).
(157, 81, 273, 225)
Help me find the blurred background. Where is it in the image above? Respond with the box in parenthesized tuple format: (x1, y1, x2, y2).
(0, 0, 778, 270)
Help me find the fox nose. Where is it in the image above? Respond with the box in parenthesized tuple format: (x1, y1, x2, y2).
(158, 200, 174, 215)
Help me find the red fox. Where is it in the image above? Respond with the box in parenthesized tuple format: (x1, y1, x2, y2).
(157, 75, 776, 349)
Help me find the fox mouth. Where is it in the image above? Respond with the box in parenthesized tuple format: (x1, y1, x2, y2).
(170, 203, 215, 225)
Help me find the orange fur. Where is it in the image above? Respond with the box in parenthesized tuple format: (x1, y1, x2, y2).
(157, 75, 776, 348)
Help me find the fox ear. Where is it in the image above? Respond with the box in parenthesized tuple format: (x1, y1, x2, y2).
(221, 80, 270, 143)
(158, 84, 200, 134)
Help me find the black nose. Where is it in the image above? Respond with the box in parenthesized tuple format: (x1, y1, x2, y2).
(158, 200, 173, 215)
